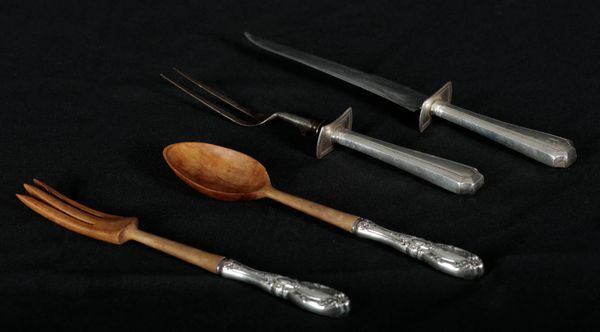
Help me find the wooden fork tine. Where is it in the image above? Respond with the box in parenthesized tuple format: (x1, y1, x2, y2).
(33, 179, 123, 219)
(24, 183, 102, 225)
(19, 182, 138, 245)
(16, 194, 95, 236)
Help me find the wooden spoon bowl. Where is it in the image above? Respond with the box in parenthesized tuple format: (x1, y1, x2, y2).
(163, 142, 271, 201)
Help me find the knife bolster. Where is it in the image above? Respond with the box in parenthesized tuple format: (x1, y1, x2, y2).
(419, 81, 453, 132)
(315, 107, 353, 159)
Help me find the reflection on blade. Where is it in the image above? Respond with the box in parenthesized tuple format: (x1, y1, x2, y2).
(245, 32, 427, 112)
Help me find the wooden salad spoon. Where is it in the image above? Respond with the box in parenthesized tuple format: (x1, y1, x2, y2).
(16, 179, 351, 317)
(163, 142, 484, 279)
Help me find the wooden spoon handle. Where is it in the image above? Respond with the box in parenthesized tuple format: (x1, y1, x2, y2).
(264, 187, 358, 232)
(125, 228, 224, 274)
(264, 188, 484, 279)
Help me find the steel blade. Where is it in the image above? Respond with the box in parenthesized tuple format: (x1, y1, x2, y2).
(245, 32, 428, 112)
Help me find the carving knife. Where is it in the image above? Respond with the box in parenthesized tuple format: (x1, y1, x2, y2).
(244, 32, 576, 168)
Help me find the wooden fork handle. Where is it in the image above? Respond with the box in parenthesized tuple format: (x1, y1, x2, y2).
(126, 228, 350, 317)
(126, 228, 224, 274)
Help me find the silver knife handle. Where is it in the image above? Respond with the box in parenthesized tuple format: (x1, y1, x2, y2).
(332, 127, 484, 194)
(431, 101, 576, 167)
(218, 258, 351, 317)
(352, 218, 484, 279)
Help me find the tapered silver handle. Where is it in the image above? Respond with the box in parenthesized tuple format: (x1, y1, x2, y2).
(352, 218, 484, 279)
(331, 127, 484, 194)
(432, 101, 576, 167)
(218, 258, 350, 317)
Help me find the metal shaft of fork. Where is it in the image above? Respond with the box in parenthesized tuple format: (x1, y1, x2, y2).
(275, 112, 323, 135)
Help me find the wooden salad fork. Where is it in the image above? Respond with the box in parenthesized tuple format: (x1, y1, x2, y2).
(16, 179, 351, 317)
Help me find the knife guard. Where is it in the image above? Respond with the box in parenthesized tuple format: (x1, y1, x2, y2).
(316, 107, 353, 159)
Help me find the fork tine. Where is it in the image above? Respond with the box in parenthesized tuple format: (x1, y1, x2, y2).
(33, 179, 122, 219)
(161, 73, 258, 126)
(24, 184, 101, 225)
(16, 194, 95, 235)
(171, 68, 257, 118)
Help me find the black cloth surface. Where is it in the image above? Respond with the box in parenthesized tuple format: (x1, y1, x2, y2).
(2, 1, 599, 330)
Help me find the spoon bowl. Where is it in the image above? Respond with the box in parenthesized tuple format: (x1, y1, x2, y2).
(163, 142, 271, 201)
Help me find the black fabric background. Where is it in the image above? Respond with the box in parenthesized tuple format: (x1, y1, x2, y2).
(2, 1, 599, 330)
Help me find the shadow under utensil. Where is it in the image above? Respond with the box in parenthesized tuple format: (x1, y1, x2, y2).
(125, 142, 201, 197)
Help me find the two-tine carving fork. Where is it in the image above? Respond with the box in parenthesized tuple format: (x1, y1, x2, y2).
(16, 179, 351, 317)
(161, 69, 484, 194)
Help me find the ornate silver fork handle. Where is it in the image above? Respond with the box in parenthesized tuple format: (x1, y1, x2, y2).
(352, 218, 484, 279)
(218, 259, 351, 317)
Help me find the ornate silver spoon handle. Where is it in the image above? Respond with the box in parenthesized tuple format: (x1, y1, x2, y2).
(352, 218, 484, 279)
(217, 258, 351, 317)
(331, 127, 484, 194)
(430, 101, 576, 167)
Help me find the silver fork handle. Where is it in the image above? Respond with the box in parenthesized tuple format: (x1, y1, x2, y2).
(352, 218, 484, 279)
(332, 128, 484, 194)
(432, 101, 577, 167)
(217, 258, 351, 317)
